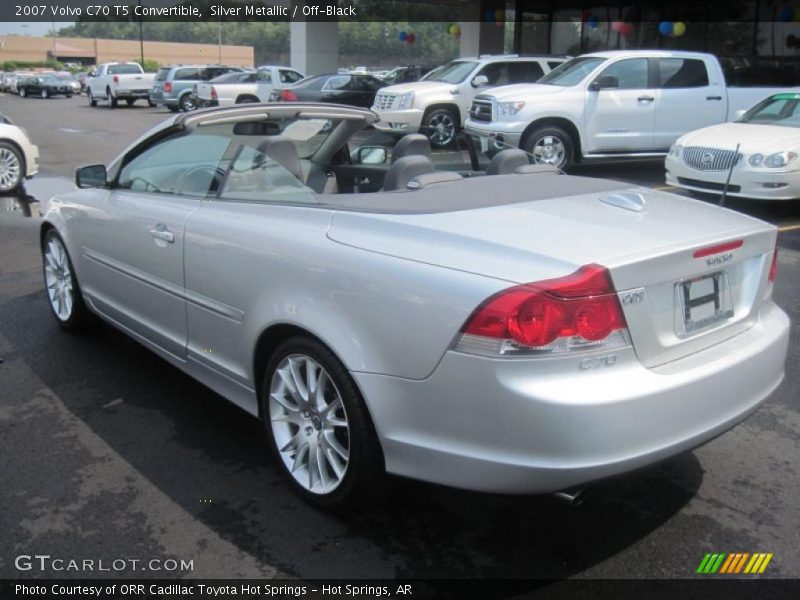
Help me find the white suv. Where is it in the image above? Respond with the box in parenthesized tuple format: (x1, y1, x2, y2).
(372, 55, 564, 147)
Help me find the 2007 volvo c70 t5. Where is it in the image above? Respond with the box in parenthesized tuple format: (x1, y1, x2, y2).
(40, 103, 789, 507)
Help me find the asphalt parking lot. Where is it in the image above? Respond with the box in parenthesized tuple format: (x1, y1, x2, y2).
(0, 93, 798, 589)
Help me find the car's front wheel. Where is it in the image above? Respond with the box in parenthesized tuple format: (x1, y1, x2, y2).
(178, 94, 197, 112)
(422, 107, 458, 148)
(262, 337, 385, 509)
(107, 88, 117, 108)
(523, 125, 574, 170)
(42, 229, 90, 331)
(0, 141, 24, 194)
(88, 89, 97, 106)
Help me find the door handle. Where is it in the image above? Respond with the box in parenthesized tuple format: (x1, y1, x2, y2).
(638, 95, 655, 102)
(706, 95, 722, 101)
(149, 224, 175, 243)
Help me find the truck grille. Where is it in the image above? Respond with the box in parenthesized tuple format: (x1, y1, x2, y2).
(470, 99, 493, 122)
(372, 93, 397, 111)
(682, 147, 742, 172)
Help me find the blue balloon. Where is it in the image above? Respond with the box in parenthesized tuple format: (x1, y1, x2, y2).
(658, 21, 673, 36)
(779, 6, 794, 22)
(588, 16, 599, 28)
(485, 9, 495, 22)
(398, 31, 407, 42)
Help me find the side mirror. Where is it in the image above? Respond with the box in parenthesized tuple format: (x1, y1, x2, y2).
(76, 164, 107, 188)
(589, 75, 619, 91)
(354, 146, 388, 165)
(471, 74, 489, 88)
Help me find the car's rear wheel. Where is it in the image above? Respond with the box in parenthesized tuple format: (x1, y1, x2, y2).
(125, 98, 135, 107)
(178, 94, 197, 112)
(422, 107, 458, 148)
(262, 336, 385, 509)
(0, 142, 24, 194)
(42, 230, 90, 331)
(107, 88, 117, 108)
(147, 99, 156, 107)
(523, 125, 574, 170)
(88, 89, 97, 106)
(19, 88, 26, 98)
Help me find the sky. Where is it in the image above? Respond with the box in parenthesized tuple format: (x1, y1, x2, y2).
(0, 22, 74, 36)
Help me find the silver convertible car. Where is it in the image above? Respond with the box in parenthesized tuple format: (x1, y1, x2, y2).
(40, 103, 789, 508)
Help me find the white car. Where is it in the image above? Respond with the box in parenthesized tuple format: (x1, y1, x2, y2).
(666, 92, 800, 200)
(0, 115, 39, 194)
(87, 62, 156, 108)
(372, 55, 564, 148)
(195, 66, 304, 108)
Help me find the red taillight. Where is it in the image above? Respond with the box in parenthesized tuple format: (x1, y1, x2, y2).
(210, 85, 218, 100)
(113, 75, 119, 84)
(462, 265, 627, 348)
(769, 247, 778, 283)
(693, 239, 743, 259)
(280, 89, 298, 101)
(164, 82, 173, 93)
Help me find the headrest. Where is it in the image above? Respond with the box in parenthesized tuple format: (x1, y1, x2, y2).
(392, 133, 432, 163)
(382, 155, 434, 191)
(255, 137, 303, 181)
(486, 149, 530, 175)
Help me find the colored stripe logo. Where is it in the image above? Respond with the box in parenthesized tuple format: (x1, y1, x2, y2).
(696, 552, 773, 574)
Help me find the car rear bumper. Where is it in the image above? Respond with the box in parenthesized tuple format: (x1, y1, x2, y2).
(354, 302, 789, 494)
(115, 89, 150, 99)
(666, 156, 800, 200)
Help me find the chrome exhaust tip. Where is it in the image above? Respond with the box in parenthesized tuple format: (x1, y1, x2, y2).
(553, 488, 588, 506)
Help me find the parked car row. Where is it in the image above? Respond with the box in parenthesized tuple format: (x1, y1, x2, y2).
(2, 71, 82, 98)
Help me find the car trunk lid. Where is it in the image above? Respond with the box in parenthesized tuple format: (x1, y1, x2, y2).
(327, 178, 776, 368)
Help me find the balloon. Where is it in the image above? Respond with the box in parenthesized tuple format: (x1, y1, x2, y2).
(588, 16, 599, 29)
(672, 21, 686, 37)
(611, 21, 623, 33)
(620, 22, 634, 37)
(658, 21, 673, 36)
(398, 31, 407, 42)
(495, 9, 505, 22)
(485, 9, 495, 22)
(581, 9, 591, 22)
(449, 24, 458, 36)
(779, 5, 795, 22)
(406, 32, 416, 44)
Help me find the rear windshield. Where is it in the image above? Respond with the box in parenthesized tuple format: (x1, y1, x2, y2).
(211, 72, 254, 83)
(155, 68, 169, 82)
(107, 64, 143, 75)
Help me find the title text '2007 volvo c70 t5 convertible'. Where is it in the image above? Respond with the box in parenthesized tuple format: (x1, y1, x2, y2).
(39, 103, 789, 508)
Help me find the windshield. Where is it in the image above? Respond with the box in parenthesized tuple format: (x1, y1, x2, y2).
(108, 64, 143, 75)
(424, 61, 478, 84)
(738, 94, 800, 127)
(538, 57, 606, 86)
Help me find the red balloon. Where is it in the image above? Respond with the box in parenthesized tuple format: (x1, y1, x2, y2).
(611, 21, 623, 33)
(581, 9, 591, 22)
(621, 22, 634, 36)
(406, 32, 416, 44)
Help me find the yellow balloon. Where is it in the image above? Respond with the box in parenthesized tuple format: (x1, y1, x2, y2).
(673, 21, 686, 37)
(495, 9, 505, 21)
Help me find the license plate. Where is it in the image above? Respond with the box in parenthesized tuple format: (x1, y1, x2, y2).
(674, 271, 734, 337)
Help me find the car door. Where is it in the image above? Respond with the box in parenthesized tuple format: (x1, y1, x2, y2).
(652, 57, 726, 151)
(319, 75, 359, 105)
(255, 68, 274, 101)
(78, 128, 233, 358)
(584, 57, 656, 153)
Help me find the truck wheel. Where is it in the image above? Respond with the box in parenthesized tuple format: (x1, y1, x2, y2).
(422, 107, 458, 149)
(88, 89, 97, 107)
(178, 94, 197, 112)
(125, 98, 135, 107)
(107, 88, 117, 108)
(523, 125, 574, 171)
(147, 99, 156, 108)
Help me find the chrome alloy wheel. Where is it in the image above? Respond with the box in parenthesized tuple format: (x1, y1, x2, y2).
(0, 147, 22, 192)
(269, 354, 350, 494)
(44, 237, 74, 321)
(427, 112, 456, 146)
(532, 135, 566, 167)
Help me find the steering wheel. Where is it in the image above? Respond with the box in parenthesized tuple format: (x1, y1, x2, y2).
(175, 166, 227, 195)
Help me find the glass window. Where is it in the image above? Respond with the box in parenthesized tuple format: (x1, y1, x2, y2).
(509, 61, 545, 83)
(598, 58, 648, 90)
(323, 75, 353, 91)
(174, 68, 200, 81)
(155, 68, 170, 82)
(117, 130, 232, 197)
(293, 75, 326, 90)
(219, 143, 315, 205)
(739, 94, 800, 127)
(657, 58, 709, 88)
(279, 70, 304, 84)
(423, 61, 478, 84)
(107, 64, 142, 75)
(256, 70, 272, 83)
(475, 62, 510, 86)
(354, 75, 384, 91)
(538, 57, 606, 87)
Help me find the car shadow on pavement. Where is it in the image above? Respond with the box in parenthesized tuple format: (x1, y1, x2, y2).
(1, 287, 703, 584)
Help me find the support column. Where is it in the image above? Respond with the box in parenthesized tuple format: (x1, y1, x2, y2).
(290, 17, 338, 76)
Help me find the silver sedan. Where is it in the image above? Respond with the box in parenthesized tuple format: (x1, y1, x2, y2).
(40, 103, 790, 508)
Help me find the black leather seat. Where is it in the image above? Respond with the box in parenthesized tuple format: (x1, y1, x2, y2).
(382, 155, 435, 191)
(486, 149, 530, 175)
(392, 134, 432, 163)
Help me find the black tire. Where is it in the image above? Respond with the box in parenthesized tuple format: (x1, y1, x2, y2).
(522, 125, 575, 171)
(125, 98, 135, 107)
(178, 93, 197, 112)
(167, 105, 180, 113)
(41, 229, 91, 332)
(18, 88, 26, 98)
(421, 107, 459, 149)
(66, 94, 73, 99)
(261, 336, 386, 509)
(235, 96, 259, 104)
(147, 99, 156, 108)
(88, 89, 97, 107)
(0, 141, 25, 195)
(107, 88, 117, 108)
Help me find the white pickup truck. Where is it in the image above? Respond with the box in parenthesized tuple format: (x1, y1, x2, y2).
(465, 50, 799, 169)
(87, 62, 156, 108)
(195, 65, 304, 108)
